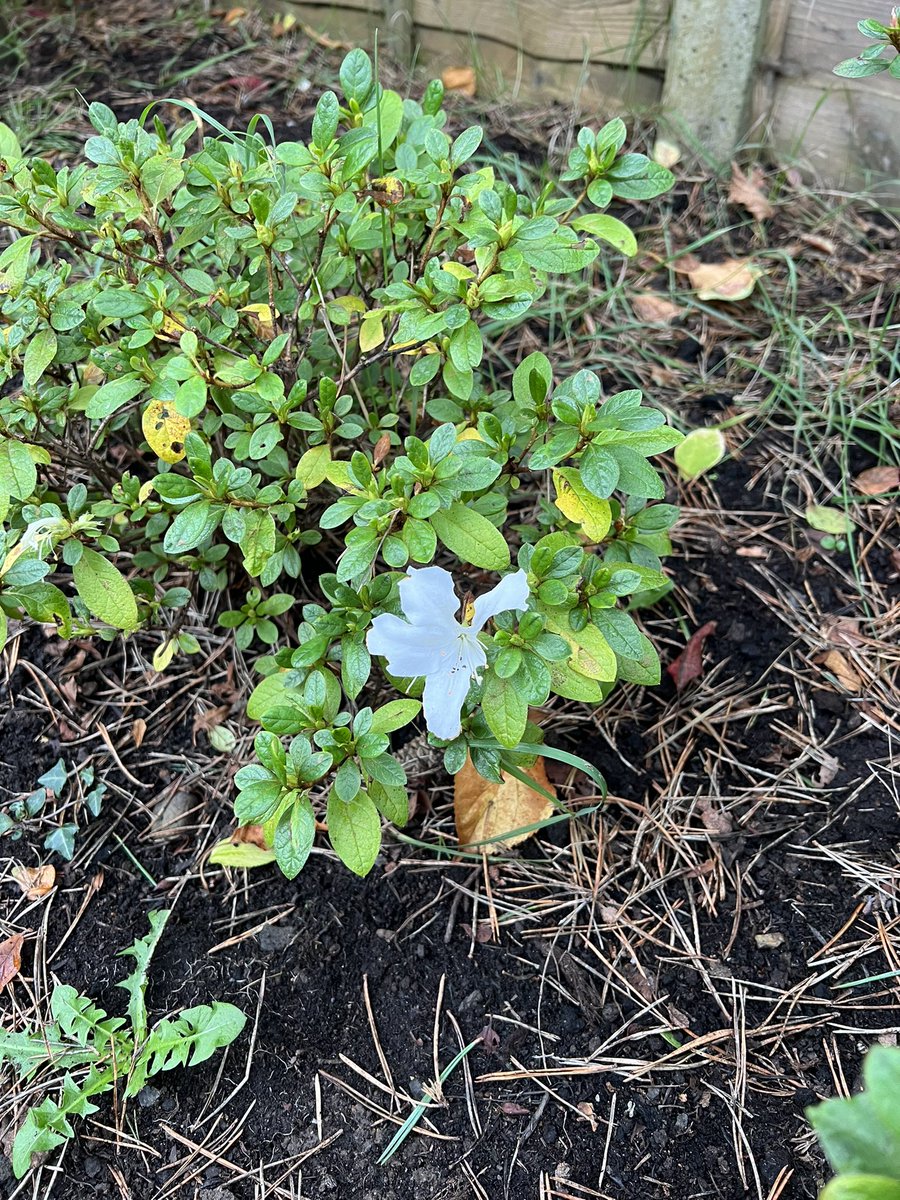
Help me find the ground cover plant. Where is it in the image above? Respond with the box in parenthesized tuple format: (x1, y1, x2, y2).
(0, 3, 898, 1198)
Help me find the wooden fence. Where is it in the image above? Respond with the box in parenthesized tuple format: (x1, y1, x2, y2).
(280, 0, 900, 188)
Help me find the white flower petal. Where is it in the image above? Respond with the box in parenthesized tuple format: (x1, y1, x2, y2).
(398, 566, 461, 628)
(422, 634, 486, 739)
(470, 569, 530, 632)
(367, 613, 456, 677)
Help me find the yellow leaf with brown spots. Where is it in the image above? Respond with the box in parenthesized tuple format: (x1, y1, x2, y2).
(142, 400, 190, 464)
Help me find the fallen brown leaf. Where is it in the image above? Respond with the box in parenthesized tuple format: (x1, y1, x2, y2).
(192, 704, 231, 736)
(223, 6, 247, 24)
(854, 466, 900, 496)
(667, 621, 717, 690)
(684, 259, 762, 302)
(697, 798, 732, 835)
(632, 292, 681, 324)
(728, 163, 774, 220)
(454, 756, 555, 853)
(10, 864, 56, 900)
(501, 1101, 530, 1115)
(820, 649, 862, 694)
(132, 717, 147, 748)
(0, 932, 24, 988)
(441, 66, 476, 97)
(233, 824, 270, 849)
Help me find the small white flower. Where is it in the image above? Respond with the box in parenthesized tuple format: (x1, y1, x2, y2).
(367, 565, 529, 740)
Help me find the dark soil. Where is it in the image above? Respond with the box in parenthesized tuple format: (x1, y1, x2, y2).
(2, 5, 898, 1197)
(2, 457, 895, 1199)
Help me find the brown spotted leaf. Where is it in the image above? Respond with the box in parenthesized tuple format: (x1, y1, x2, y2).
(454, 756, 555, 853)
(667, 621, 717, 690)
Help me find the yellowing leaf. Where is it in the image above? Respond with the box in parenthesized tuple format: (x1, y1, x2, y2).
(152, 639, 177, 673)
(209, 837, 276, 868)
(142, 400, 191, 464)
(686, 258, 763, 302)
(552, 468, 612, 541)
(324, 459, 360, 493)
(457, 426, 484, 442)
(295, 444, 332, 489)
(674, 428, 726, 480)
(442, 66, 476, 97)
(806, 505, 854, 536)
(652, 139, 681, 169)
(454, 755, 555, 853)
(543, 612, 617, 682)
(158, 312, 189, 340)
(240, 303, 279, 340)
(359, 315, 385, 353)
(329, 295, 366, 315)
(442, 262, 475, 282)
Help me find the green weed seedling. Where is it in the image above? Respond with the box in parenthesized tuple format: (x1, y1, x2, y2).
(0, 49, 682, 879)
(808, 1045, 900, 1200)
(0, 909, 245, 1177)
(0, 758, 106, 859)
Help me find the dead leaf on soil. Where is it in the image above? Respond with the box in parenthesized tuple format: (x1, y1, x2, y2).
(441, 66, 476, 97)
(666, 621, 717, 690)
(632, 292, 681, 324)
(684, 258, 763, 303)
(577, 1101, 599, 1130)
(10, 864, 56, 900)
(677, 253, 761, 302)
(755, 932, 785, 949)
(652, 139, 681, 169)
(819, 649, 862, 694)
(192, 704, 231, 736)
(501, 1101, 530, 1115)
(223, 6, 247, 24)
(0, 932, 24, 988)
(132, 717, 147, 748)
(697, 798, 732, 835)
(853, 466, 900, 496)
(454, 756, 555, 853)
(818, 752, 841, 787)
(728, 163, 774, 221)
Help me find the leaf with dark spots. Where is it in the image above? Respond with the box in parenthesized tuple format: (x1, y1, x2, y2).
(666, 621, 717, 690)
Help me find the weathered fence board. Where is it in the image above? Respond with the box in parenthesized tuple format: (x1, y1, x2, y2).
(278, 0, 900, 187)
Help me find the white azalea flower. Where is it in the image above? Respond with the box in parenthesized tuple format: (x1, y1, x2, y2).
(366, 566, 530, 740)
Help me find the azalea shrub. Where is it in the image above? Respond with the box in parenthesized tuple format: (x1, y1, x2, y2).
(0, 51, 682, 878)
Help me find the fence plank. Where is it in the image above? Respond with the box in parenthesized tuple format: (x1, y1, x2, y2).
(414, 0, 669, 69)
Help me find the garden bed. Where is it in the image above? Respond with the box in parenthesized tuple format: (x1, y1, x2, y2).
(1, 4, 898, 1198)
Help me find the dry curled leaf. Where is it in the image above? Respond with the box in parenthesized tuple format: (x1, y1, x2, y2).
(132, 717, 147, 748)
(632, 292, 681, 324)
(727, 163, 774, 221)
(685, 259, 762, 302)
(652, 139, 681, 169)
(667, 621, 717, 690)
(853, 466, 900, 496)
(0, 932, 24, 988)
(820, 649, 862, 694)
(10, 864, 56, 900)
(454, 756, 555, 853)
(441, 66, 476, 97)
(754, 932, 785, 949)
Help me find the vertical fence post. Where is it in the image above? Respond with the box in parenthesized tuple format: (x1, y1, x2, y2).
(662, 0, 768, 162)
(383, 0, 414, 65)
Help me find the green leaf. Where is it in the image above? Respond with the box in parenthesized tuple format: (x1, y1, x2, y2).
(806, 504, 854, 536)
(273, 798, 316, 879)
(327, 788, 381, 876)
(341, 633, 371, 700)
(809, 1047, 900, 1180)
(85, 375, 146, 419)
(140, 154, 183, 206)
(0, 234, 35, 295)
(340, 48, 374, 104)
(481, 672, 528, 748)
(822, 1178, 900, 1200)
(117, 910, 171, 1045)
(23, 328, 57, 386)
(72, 548, 139, 632)
(370, 698, 421, 734)
(569, 213, 637, 256)
(163, 500, 222, 554)
(142, 1002, 246, 1076)
(0, 120, 23, 162)
(674, 428, 726, 479)
(431, 503, 510, 569)
(312, 91, 340, 149)
(0, 437, 37, 499)
(833, 57, 891, 77)
(239, 510, 276, 577)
